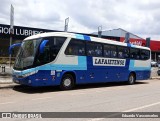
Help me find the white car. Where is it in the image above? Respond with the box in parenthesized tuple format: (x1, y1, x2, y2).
(151, 60, 157, 67)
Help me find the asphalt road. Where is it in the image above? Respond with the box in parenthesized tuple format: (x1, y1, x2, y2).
(0, 79, 160, 121)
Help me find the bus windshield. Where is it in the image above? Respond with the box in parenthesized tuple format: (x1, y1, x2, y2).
(14, 38, 42, 70)
(14, 37, 66, 70)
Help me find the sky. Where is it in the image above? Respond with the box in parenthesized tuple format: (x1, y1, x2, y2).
(0, 0, 160, 40)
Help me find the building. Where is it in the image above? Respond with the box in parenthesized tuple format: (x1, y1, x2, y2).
(93, 28, 160, 61)
(0, 24, 57, 57)
(0, 24, 160, 61)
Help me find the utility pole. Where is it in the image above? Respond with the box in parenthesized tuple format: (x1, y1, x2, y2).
(98, 26, 102, 38)
(64, 17, 69, 32)
(146, 37, 151, 48)
(124, 32, 130, 43)
(9, 4, 14, 67)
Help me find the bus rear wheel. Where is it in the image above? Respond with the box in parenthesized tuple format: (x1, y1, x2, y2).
(127, 73, 135, 85)
(60, 74, 75, 90)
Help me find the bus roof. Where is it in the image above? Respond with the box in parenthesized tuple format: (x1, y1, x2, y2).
(24, 32, 150, 50)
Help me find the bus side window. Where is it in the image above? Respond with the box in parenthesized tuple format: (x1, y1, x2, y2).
(37, 46, 50, 64)
(141, 49, 150, 60)
(118, 46, 124, 58)
(104, 44, 110, 58)
(136, 49, 140, 59)
(87, 42, 95, 56)
(124, 48, 130, 58)
(78, 47, 85, 55)
(130, 48, 140, 59)
(110, 45, 117, 58)
(65, 39, 85, 56)
(95, 44, 102, 56)
(118, 47, 130, 58)
(36, 37, 66, 65)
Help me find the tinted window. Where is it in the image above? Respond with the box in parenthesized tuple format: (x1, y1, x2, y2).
(36, 37, 66, 65)
(141, 49, 150, 60)
(130, 48, 140, 59)
(117, 46, 130, 58)
(86, 42, 102, 57)
(65, 39, 85, 56)
(95, 43, 102, 56)
(104, 44, 111, 57)
(86, 42, 95, 56)
(110, 45, 117, 58)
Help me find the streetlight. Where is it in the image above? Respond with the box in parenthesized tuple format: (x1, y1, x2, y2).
(98, 26, 102, 38)
(64, 17, 69, 32)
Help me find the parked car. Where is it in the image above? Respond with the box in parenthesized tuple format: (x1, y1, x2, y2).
(151, 60, 157, 67)
(157, 68, 160, 76)
(157, 62, 160, 68)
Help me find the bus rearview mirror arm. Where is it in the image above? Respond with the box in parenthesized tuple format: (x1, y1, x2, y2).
(39, 40, 49, 54)
(9, 43, 22, 55)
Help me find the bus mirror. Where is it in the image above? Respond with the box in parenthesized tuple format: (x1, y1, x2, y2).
(39, 40, 49, 54)
(9, 43, 21, 55)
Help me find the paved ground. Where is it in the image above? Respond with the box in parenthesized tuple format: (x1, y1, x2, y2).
(0, 79, 160, 121)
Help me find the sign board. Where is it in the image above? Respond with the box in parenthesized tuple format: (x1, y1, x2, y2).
(0, 24, 56, 40)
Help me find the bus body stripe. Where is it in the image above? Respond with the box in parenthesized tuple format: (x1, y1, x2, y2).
(76, 34, 84, 40)
(83, 35, 91, 41)
(127, 43, 131, 47)
(129, 60, 151, 71)
(18, 56, 87, 75)
(76, 34, 91, 41)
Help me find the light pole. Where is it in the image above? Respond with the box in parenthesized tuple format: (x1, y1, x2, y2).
(64, 17, 69, 32)
(98, 26, 102, 38)
(9, 4, 14, 67)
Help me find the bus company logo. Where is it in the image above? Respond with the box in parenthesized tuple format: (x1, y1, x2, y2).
(2, 113, 11, 118)
(93, 57, 126, 66)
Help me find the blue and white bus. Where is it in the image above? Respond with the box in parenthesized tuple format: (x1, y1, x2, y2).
(11, 32, 151, 90)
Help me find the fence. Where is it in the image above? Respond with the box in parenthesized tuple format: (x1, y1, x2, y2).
(0, 57, 15, 65)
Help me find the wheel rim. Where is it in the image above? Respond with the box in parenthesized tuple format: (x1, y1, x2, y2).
(129, 75, 134, 83)
(64, 78, 71, 87)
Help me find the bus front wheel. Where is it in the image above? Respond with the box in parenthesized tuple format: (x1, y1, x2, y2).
(60, 74, 75, 90)
(127, 73, 135, 85)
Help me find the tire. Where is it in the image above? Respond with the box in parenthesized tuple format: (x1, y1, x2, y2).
(60, 74, 75, 90)
(127, 73, 135, 85)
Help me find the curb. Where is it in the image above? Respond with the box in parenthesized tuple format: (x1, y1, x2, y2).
(0, 83, 18, 89)
(150, 77, 160, 79)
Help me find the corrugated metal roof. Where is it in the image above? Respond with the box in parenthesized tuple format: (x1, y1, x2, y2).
(92, 28, 144, 40)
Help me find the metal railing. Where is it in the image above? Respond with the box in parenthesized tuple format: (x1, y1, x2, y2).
(0, 57, 15, 65)
(0, 57, 15, 73)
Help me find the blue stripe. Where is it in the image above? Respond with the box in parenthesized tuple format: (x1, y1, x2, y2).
(131, 67, 151, 71)
(127, 43, 131, 47)
(76, 34, 84, 40)
(19, 56, 87, 74)
(129, 60, 151, 71)
(83, 35, 91, 41)
(76, 34, 91, 41)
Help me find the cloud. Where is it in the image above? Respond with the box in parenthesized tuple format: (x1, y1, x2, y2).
(0, 0, 160, 39)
